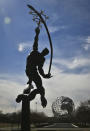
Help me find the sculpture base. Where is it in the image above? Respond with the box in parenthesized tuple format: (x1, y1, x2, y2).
(21, 95, 30, 131)
(16, 94, 30, 131)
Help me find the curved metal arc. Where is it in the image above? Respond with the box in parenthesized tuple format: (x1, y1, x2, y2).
(27, 5, 53, 74)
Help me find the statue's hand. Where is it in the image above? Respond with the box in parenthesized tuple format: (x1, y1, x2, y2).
(45, 73, 52, 78)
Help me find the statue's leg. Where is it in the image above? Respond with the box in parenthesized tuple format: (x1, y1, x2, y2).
(28, 87, 47, 108)
(33, 74, 47, 108)
(23, 76, 33, 94)
(28, 89, 39, 101)
(38, 87, 47, 108)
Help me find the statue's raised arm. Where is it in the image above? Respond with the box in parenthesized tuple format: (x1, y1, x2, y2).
(27, 4, 53, 74)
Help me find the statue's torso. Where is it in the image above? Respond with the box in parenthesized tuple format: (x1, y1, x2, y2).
(26, 51, 45, 74)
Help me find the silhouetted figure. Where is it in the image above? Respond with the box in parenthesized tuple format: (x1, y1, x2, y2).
(16, 27, 51, 108)
(26, 48, 51, 107)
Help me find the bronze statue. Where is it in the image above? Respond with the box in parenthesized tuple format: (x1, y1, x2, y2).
(16, 27, 52, 108)
(16, 5, 53, 131)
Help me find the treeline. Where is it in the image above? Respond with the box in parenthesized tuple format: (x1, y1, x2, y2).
(0, 110, 48, 125)
(0, 99, 90, 127)
(74, 100, 90, 127)
(0, 111, 21, 124)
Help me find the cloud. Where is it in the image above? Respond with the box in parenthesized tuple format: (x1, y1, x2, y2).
(53, 57, 90, 74)
(4, 17, 11, 24)
(0, 63, 90, 116)
(48, 25, 67, 33)
(83, 36, 90, 51)
(18, 42, 33, 52)
(66, 58, 90, 69)
(83, 44, 90, 51)
(43, 64, 90, 116)
(0, 78, 24, 113)
(49, 26, 59, 33)
(86, 36, 90, 44)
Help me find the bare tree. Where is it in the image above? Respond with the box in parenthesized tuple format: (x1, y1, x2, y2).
(76, 99, 90, 127)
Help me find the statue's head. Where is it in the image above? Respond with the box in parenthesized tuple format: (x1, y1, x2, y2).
(41, 48, 49, 56)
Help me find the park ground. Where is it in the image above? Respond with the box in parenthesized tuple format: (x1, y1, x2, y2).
(0, 123, 90, 131)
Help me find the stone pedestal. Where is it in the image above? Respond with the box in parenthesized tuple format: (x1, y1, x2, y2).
(21, 97, 30, 131)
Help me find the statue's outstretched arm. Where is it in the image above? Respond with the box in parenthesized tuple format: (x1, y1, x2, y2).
(33, 27, 40, 51)
(38, 60, 46, 78)
(38, 67, 46, 78)
(38, 64, 51, 79)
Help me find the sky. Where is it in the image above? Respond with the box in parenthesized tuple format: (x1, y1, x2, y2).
(0, 0, 90, 116)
